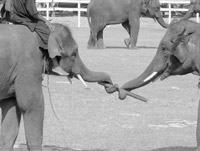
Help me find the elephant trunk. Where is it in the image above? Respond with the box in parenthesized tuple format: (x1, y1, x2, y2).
(181, 5, 194, 20)
(72, 55, 149, 102)
(121, 60, 156, 91)
(75, 55, 113, 85)
(156, 12, 168, 28)
(80, 66, 112, 84)
(121, 53, 165, 91)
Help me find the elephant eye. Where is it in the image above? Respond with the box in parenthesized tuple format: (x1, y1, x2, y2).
(71, 48, 78, 57)
(161, 46, 166, 51)
(156, 6, 160, 11)
(161, 46, 170, 56)
(71, 51, 77, 57)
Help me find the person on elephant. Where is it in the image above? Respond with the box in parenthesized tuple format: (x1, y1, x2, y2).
(0, 0, 9, 23)
(2, 0, 68, 75)
(181, 0, 200, 20)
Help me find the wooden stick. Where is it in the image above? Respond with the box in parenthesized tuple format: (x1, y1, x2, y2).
(99, 82, 148, 102)
(119, 89, 148, 102)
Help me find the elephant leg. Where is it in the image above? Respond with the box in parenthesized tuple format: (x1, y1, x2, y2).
(87, 30, 96, 49)
(87, 18, 99, 49)
(196, 86, 200, 151)
(122, 21, 131, 34)
(128, 14, 140, 49)
(0, 97, 21, 151)
(15, 79, 44, 151)
(88, 15, 106, 49)
(97, 27, 105, 49)
(122, 21, 131, 48)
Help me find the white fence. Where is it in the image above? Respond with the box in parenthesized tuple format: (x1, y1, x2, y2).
(36, 0, 90, 27)
(160, 0, 199, 23)
(36, 0, 199, 27)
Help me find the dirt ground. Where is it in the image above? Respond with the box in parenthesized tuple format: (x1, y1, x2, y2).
(12, 16, 200, 151)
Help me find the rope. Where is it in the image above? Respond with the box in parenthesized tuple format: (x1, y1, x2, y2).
(42, 57, 66, 145)
(193, 76, 200, 102)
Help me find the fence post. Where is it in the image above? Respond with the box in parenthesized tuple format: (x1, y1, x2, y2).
(197, 13, 199, 23)
(36, 0, 90, 26)
(168, 3, 171, 24)
(78, 2, 81, 27)
(46, 2, 50, 20)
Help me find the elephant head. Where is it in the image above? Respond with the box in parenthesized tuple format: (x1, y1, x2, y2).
(47, 23, 148, 101)
(120, 20, 200, 95)
(48, 23, 113, 85)
(181, 0, 200, 20)
(141, 0, 168, 28)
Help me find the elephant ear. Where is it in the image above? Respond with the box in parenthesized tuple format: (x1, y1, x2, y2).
(48, 31, 62, 58)
(48, 25, 72, 58)
(171, 26, 185, 45)
(171, 27, 188, 63)
(48, 25, 78, 58)
(141, 0, 150, 14)
(173, 44, 188, 63)
(141, 0, 159, 8)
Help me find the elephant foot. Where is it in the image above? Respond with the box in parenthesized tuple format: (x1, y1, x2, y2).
(124, 39, 131, 48)
(124, 39, 138, 49)
(87, 44, 97, 49)
(87, 45, 105, 49)
(97, 41, 105, 49)
(97, 45, 105, 49)
(130, 46, 139, 50)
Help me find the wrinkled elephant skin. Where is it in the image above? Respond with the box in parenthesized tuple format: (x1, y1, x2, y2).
(87, 0, 168, 49)
(0, 24, 114, 151)
(121, 20, 200, 150)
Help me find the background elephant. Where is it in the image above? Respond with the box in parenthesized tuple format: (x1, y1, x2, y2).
(181, 0, 200, 20)
(119, 20, 200, 150)
(87, 0, 168, 49)
(0, 23, 114, 151)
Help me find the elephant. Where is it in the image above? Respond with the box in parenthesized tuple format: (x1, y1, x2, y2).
(0, 23, 116, 151)
(87, 0, 168, 49)
(117, 19, 200, 150)
(0, 23, 145, 151)
(181, 0, 200, 20)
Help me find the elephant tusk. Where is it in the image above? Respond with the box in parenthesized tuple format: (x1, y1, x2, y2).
(77, 74, 88, 88)
(144, 72, 158, 82)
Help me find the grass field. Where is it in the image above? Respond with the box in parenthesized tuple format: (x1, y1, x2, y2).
(13, 16, 200, 151)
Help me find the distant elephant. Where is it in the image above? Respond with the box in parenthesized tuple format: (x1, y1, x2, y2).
(0, 23, 115, 151)
(87, 0, 168, 49)
(181, 0, 200, 20)
(119, 20, 200, 150)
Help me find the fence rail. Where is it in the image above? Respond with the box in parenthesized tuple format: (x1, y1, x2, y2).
(36, 0, 90, 27)
(36, 0, 199, 27)
(160, 0, 199, 23)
